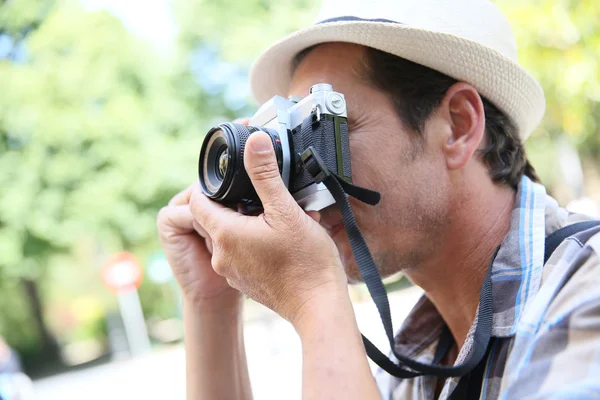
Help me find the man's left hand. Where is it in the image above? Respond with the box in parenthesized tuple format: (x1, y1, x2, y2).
(189, 131, 348, 325)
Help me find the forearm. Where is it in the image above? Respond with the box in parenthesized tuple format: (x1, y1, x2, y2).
(294, 288, 381, 400)
(183, 292, 252, 400)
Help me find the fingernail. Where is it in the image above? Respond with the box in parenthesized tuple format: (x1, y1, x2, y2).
(250, 133, 272, 153)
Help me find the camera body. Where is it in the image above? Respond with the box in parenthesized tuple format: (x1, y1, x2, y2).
(198, 83, 351, 211)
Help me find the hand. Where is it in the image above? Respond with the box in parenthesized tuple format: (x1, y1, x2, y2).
(189, 131, 348, 325)
(156, 118, 253, 308)
(158, 183, 241, 308)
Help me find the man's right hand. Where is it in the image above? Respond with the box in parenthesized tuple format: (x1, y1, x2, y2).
(157, 182, 239, 308)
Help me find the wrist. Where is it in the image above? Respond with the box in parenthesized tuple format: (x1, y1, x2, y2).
(290, 283, 353, 338)
(184, 287, 243, 315)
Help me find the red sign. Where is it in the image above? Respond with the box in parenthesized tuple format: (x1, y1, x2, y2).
(101, 252, 143, 293)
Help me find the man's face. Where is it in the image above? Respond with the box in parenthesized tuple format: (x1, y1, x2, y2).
(288, 43, 452, 282)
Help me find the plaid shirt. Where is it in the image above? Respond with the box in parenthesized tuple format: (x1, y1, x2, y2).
(375, 176, 600, 399)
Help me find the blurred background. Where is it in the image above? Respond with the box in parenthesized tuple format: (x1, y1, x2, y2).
(0, 0, 598, 398)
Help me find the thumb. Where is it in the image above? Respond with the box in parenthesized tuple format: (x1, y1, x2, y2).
(244, 131, 294, 214)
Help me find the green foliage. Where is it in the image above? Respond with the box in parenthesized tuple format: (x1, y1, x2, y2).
(0, 0, 210, 359)
(173, 0, 318, 64)
(0, 1, 200, 278)
(138, 280, 180, 320)
(0, 279, 39, 350)
(496, 0, 600, 187)
(0, 0, 51, 37)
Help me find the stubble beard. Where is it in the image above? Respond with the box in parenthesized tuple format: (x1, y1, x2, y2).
(341, 202, 448, 285)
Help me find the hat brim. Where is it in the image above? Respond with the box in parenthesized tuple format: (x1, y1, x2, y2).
(249, 20, 545, 140)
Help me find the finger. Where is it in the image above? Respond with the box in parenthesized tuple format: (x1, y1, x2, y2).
(193, 220, 214, 254)
(168, 182, 198, 206)
(205, 237, 213, 254)
(192, 219, 209, 239)
(189, 184, 241, 236)
(157, 205, 195, 240)
(244, 132, 296, 217)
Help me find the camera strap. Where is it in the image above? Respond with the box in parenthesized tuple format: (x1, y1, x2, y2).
(300, 142, 495, 380)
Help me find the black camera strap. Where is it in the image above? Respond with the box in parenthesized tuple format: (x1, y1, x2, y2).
(300, 143, 496, 380)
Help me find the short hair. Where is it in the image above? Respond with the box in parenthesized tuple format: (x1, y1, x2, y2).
(292, 45, 539, 189)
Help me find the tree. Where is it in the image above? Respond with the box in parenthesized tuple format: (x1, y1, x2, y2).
(497, 0, 600, 194)
(0, 0, 212, 371)
(0, 0, 62, 368)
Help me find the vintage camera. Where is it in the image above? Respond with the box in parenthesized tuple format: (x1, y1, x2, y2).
(198, 83, 352, 211)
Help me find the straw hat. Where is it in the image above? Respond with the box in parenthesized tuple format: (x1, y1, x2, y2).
(249, 0, 546, 141)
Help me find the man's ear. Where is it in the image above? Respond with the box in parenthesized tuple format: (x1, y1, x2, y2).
(439, 83, 486, 171)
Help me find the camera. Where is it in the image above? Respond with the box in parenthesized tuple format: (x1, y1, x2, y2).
(198, 83, 352, 211)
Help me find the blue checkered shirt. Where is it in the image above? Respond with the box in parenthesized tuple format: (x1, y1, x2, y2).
(375, 176, 600, 399)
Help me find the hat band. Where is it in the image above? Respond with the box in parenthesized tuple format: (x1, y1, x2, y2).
(317, 16, 403, 25)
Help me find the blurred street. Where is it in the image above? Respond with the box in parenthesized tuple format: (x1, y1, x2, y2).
(33, 287, 423, 400)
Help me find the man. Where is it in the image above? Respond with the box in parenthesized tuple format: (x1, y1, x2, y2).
(157, 0, 600, 398)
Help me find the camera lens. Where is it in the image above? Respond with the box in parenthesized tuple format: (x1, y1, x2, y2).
(199, 128, 230, 196)
(198, 123, 282, 204)
(216, 147, 229, 179)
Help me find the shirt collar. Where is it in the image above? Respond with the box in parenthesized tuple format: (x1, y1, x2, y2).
(491, 175, 548, 336)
